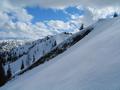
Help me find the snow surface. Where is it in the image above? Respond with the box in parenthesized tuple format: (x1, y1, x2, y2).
(1, 17, 120, 90)
(54, 32, 72, 44)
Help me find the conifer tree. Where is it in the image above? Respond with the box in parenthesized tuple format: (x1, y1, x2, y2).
(113, 12, 118, 17)
(7, 64, 12, 80)
(21, 60, 24, 70)
(0, 60, 6, 86)
(32, 55, 35, 63)
(79, 24, 84, 30)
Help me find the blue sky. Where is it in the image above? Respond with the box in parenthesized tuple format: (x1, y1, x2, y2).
(26, 6, 83, 24)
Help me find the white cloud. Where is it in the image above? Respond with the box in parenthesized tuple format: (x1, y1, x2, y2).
(47, 20, 71, 30)
(36, 22, 47, 29)
(0, 0, 54, 39)
(67, 7, 94, 26)
(0, 0, 120, 39)
(8, 0, 120, 9)
(0, 11, 11, 28)
(8, 0, 120, 23)
(13, 8, 33, 22)
(89, 7, 120, 20)
(0, 0, 33, 22)
(2, 21, 15, 30)
(0, 21, 54, 39)
(45, 20, 82, 33)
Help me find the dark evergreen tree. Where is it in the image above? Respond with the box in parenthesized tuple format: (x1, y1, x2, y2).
(0, 60, 6, 86)
(32, 55, 35, 63)
(46, 36, 50, 40)
(7, 64, 12, 80)
(79, 24, 84, 30)
(113, 12, 118, 17)
(26, 54, 31, 66)
(21, 60, 24, 70)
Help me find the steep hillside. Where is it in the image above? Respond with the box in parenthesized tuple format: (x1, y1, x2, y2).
(0, 32, 72, 77)
(1, 17, 120, 90)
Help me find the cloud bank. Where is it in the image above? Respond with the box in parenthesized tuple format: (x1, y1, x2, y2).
(9, 0, 120, 9)
(0, 0, 120, 39)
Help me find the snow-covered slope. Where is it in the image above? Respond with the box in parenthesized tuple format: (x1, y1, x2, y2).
(54, 32, 72, 44)
(1, 37, 55, 76)
(1, 17, 120, 90)
(0, 32, 72, 76)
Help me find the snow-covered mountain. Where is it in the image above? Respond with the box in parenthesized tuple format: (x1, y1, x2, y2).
(1, 16, 120, 90)
(0, 32, 72, 76)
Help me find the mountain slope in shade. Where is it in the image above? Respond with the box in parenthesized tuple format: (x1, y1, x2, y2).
(1, 17, 120, 90)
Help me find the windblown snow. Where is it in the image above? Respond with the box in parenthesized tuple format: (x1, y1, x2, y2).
(1, 17, 120, 90)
